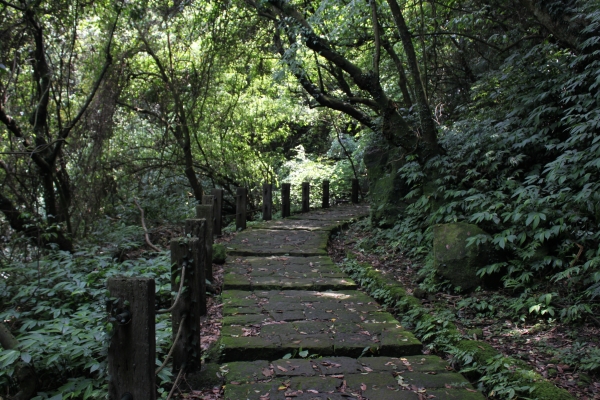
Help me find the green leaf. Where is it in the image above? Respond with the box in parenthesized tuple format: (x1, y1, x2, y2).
(298, 350, 309, 358)
(0, 349, 20, 368)
(21, 353, 32, 363)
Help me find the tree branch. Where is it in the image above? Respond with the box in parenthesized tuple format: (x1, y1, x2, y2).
(0, 0, 24, 11)
(133, 199, 161, 252)
(274, 31, 377, 131)
(369, 0, 381, 78)
(381, 39, 412, 108)
(346, 97, 379, 112)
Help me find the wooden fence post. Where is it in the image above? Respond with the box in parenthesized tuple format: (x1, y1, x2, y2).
(107, 277, 156, 400)
(210, 189, 223, 236)
(322, 180, 330, 208)
(282, 183, 290, 218)
(170, 237, 204, 372)
(236, 187, 247, 230)
(262, 183, 272, 221)
(302, 182, 310, 213)
(202, 195, 215, 234)
(352, 178, 359, 204)
(192, 207, 213, 283)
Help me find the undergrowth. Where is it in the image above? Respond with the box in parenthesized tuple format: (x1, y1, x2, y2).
(0, 224, 177, 399)
(373, 4, 600, 326)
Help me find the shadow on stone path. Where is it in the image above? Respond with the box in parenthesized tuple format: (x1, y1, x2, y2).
(220, 204, 484, 399)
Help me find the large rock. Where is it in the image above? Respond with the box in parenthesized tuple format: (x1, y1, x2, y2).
(363, 146, 411, 226)
(433, 222, 492, 291)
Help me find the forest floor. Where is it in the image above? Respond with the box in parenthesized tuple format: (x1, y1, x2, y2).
(176, 220, 600, 399)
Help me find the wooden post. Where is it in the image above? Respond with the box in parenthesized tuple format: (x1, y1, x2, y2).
(352, 178, 359, 204)
(193, 206, 213, 283)
(282, 183, 291, 218)
(202, 195, 215, 234)
(170, 237, 204, 372)
(262, 183, 272, 221)
(236, 187, 247, 231)
(302, 182, 310, 213)
(107, 277, 156, 400)
(210, 189, 223, 236)
(184, 219, 214, 288)
(322, 180, 330, 209)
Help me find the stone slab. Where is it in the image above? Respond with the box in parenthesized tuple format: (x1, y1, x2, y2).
(224, 256, 356, 291)
(223, 356, 484, 400)
(286, 204, 370, 222)
(251, 218, 345, 231)
(226, 229, 330, 256)
(220, 290, 421, 360)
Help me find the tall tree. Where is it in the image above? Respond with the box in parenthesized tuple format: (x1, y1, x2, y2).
(0, 0, 120, 251)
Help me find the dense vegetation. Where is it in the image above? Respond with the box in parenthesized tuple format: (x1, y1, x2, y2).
(1, 0, 599, 398)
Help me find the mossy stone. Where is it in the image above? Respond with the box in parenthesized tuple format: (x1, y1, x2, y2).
(185, 363, 224, 389)
(213, 243, 227, 264)
(530, 380, 574, 399)
(455, 340, 499, 365)
(433, 222, 491, 291)
(466, 328, 484, 338)
(363, 146, 411, 227)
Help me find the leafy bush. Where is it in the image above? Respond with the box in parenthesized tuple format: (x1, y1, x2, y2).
(375, 6, 600, 322)
(0, 240, 175, 399)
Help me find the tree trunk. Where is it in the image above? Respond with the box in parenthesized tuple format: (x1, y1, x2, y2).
(386, 0, 439, 157)
(0, 192, 73, 252)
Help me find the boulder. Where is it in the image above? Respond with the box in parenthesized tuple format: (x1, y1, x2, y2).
(433, 222, 492, 291)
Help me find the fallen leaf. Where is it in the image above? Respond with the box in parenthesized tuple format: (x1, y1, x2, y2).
(361, 383, 367, 391)
(277, 365, 288, 372)
(262, 368, 273, 377)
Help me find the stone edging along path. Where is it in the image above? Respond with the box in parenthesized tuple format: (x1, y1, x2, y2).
(217, 204, 485, 400)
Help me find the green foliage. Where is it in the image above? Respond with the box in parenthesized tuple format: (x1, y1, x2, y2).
(0, 234, 174, 398)
(371, 4, 600, 323)
(279, 138, 363, 209)
(282, 347, 318, 359)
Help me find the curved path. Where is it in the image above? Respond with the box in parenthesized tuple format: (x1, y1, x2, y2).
(219, 204, 484, 400)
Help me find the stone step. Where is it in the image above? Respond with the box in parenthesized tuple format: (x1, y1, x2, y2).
(220, 290, 421, 362)
(225, 229, 330, 257)
(223, 256, 357, 291)
(222, 356, 485, 400)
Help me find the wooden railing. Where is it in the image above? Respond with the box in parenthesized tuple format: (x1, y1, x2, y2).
(105, 178, 362, 399)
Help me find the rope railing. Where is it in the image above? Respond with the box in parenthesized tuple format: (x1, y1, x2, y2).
(155, 314, 186, 375)
(156, 265, 186, 315)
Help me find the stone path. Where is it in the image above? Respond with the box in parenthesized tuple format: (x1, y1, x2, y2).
(220, 204, 484, 400)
